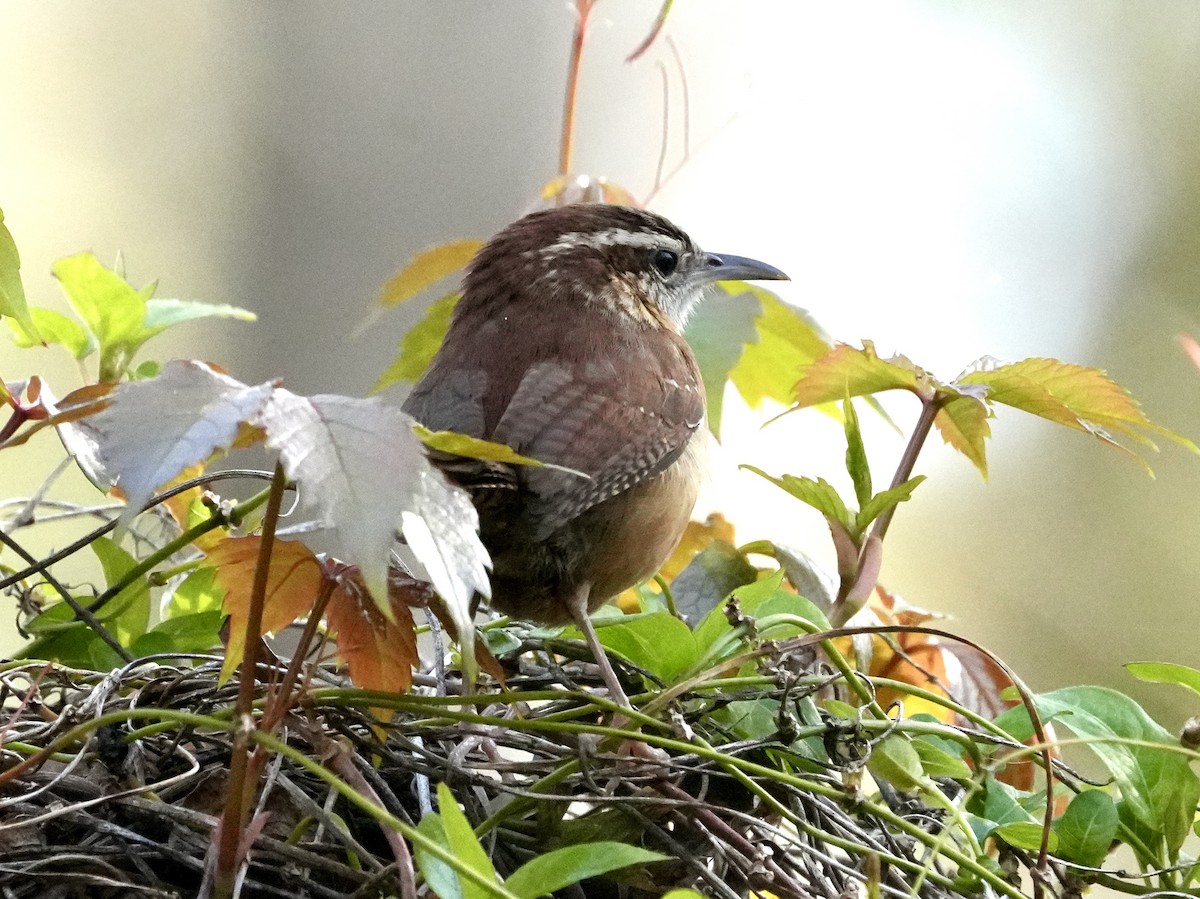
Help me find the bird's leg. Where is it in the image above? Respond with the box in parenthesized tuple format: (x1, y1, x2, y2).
(565, 582, 632, 710)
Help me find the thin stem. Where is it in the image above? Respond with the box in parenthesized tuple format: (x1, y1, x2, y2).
(214, 462, 288, 897)
(558, 0, 594, 179)
(870, 395, 941, 543)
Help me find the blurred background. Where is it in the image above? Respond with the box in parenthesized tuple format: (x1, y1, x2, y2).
(2, 2, 1198, 727)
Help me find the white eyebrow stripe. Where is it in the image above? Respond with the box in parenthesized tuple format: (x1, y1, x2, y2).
(539, 228, 686, 258)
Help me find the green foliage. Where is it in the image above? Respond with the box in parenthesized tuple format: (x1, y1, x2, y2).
(6, 250, 254, 382)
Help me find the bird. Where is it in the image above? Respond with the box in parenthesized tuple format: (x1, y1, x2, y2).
(403, 203, 788, 707)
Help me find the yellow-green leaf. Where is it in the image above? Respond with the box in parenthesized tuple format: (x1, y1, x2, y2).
(0, 208, 40, 342)
(378, 240, 482, 308)
(934, 394, 991, 478)
(372, 292, 459, 392)
(413, 423, 586, 476)
(7, 307, 94, 358)
(794, 342, 929, 410)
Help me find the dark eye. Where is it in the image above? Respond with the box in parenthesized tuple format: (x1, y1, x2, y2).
(651, 248, 679, 276)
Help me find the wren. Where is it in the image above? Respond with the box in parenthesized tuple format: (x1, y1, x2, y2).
(403, 204, 788, 706)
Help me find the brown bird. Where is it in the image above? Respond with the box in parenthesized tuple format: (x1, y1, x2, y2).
(403, 204, 787, 706)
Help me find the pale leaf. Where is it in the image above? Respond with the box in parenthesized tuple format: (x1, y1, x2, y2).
(258, 390, 489, 660)
(88, 360, 276, 523)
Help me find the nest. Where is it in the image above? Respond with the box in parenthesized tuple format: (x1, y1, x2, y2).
(0, 644, 994, 899)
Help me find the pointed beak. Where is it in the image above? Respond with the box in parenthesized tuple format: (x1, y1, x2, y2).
(692, 252, 790, 287)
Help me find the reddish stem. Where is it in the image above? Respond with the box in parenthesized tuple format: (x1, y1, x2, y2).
(559, 0, 594, 179)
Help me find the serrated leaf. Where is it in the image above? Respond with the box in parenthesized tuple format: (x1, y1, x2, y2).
(843, 398, 872, 509)
(378, 240, 482, 308)
(258, 390, 489, 676)
(52, 252, 148, 381)
(88, 361, 276, 526)
(794, 342, 929, 410)
(91, 537, 151, 646)
(855, 475, 925, 534)
(1125, 661, 1200, 698)
(1054, 790, 1118, 867)
(141, 298, 257, 334)
(0, 208, 40, 342)
(867, 734, 925, 792)
(325, 578, 419, 694)
(373, 291, 460, 392)
(505, 842, 667, 899)
(741, 466, 853, 535)
(6, 307, 94, 358)
(934, 394, 991, 477)
(209, 536, 324, 683)
(960, 357, 1200, 466)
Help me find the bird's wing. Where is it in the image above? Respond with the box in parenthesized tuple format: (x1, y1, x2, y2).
(491, 359, 704, 538)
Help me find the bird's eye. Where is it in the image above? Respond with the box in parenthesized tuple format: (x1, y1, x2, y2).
(651, 248, 679, 276)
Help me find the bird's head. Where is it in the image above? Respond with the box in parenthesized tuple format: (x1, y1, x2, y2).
(462, 204, 788, 330)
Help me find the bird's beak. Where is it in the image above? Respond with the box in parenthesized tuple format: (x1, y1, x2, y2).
(693, 252, 789, 287)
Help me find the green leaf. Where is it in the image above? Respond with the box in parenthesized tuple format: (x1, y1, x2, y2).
(373, 291, 460, 392)
(934, 393, 991, 477)
(793, 342, 929, 409)
(0, 208, 40, 342)
(133, 610, 224, 655)
(413, 424, 585, 476)
(1054, 790, 1118, 867)
(1125, 661, 1200, 698)
(1005, 686, 1199, 856)
(415, 812, 461, 899)
(741, 467, 853, 535)
(141, 298, 256, 335)
(867, 734, 925, 792)
(724, 284, 832, 411)
(505, 842, 666, 899)
(668, 540, 758, 624)
(855, 475, 925, 535)
(980, 776, 1038, 829)
(684, 283, 762, 438)
(164, 566, 224, 617)
(52, 252, 149, 381)
(91, 537, 151, 646)
(429, 781, 499, 899)
(959, 357, 1200, 468)
(6, 307, 94, 357)
(591, 611, 698, 684)
(912, 737, 972, 780)
(994, 821, 1057, 853)
(692, 570, 830, 666)
(843, 397, 872, 510)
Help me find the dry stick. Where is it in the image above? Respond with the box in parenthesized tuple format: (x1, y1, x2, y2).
(212, 462, 288, 898)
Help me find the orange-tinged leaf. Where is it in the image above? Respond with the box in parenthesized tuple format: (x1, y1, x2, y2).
(934, 394, 991, 478)
(210, 537, 323, 683)
(378, 240, 483, 308)
(325, 579, 419, 695)
(793, 342, 928, 410)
